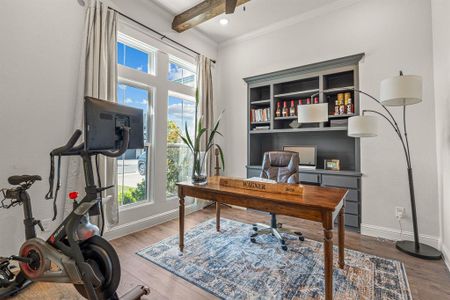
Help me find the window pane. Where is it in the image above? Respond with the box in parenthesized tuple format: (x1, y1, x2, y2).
(168, 61, 196, 87)
(166, 95, 195, 197)
(117, 42, 149, 73)
(117, 84, 150, 206)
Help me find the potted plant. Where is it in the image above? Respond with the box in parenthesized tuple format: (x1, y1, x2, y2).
(179, 91, 224, 185)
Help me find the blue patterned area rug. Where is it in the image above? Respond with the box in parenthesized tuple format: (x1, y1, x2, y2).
(137, 218, 411, 300)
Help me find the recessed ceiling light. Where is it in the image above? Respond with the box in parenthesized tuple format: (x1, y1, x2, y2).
(219, 18, 229, 26)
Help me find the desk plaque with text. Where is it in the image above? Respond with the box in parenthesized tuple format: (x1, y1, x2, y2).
(219, 177, 303, 195)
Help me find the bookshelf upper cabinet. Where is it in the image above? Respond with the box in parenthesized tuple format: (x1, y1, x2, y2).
(245, 54, 363, 134)
(244, 53, 364, 167)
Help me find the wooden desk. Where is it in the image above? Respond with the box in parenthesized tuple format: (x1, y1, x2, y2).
(177, 176, 347, 300)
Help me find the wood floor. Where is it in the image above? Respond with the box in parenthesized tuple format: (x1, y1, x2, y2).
(12, 206, 450, 300)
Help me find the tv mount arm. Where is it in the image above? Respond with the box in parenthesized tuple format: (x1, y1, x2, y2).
(97, 126, 130, 158)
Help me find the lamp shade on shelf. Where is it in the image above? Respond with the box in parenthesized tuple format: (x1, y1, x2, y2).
(348, 115, 378, 137)
(380, 75, 422, 106)
(297, 103, 328, 123)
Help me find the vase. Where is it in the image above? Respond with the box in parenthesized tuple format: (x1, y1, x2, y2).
(191, 173, 207, 185)
(191, 151, 207, 185)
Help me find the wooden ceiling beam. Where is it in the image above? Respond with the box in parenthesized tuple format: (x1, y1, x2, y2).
(172, 0, 250, 33)
(225, 0, 238, 14)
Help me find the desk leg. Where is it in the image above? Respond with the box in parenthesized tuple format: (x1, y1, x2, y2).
(216, 202, 221, 232)
(179, 195, 185, 252)
(338, 207, 345, 269)
(323, 215, 333, 300)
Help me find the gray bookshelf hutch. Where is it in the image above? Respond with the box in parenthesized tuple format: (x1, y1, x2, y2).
(244, 53, 365, 231)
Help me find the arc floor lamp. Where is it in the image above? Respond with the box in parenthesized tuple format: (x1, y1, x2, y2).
(298, 72, 441, 259)
(347, 72, 441, 260)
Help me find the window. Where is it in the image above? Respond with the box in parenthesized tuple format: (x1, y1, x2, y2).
(168, 58, 196, 87)
(116, 22, 197, 224)
(116, 84, 151, 206)
(166, 94, 195, 197)
(117, 33, 155, 74)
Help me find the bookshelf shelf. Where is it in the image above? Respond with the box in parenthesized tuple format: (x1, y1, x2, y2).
(250, 99, 271, 105)
(323, 86, 355, 94)
(274, 116, 297, 120)
(328, 114, 355, 119)
(249, 126, 348, 134)
(274, 89, 319, 99)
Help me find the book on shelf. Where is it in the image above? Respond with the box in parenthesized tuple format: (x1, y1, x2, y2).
(250, 107, 271, 123)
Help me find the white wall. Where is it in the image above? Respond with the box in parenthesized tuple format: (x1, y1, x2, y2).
(0, 0, 218, 254)
(217, 0, 440, 245)
(431, 0, 450, 269)
(0, 0, 85, 255)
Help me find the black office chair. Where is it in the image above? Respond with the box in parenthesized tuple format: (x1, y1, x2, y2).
(250, 151, 304, 251)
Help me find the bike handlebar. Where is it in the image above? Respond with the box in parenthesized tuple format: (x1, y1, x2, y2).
(50, 129, 82, 156)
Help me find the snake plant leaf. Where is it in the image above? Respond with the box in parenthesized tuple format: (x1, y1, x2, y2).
(179, 135, 194, 153)
(185, 122, 194, 150)
(195, 127, 208, 151)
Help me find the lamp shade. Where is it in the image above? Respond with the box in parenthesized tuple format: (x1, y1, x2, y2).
(348, 115, 378, 137)
(297, 103, 328, 123)
(380, 75, 422, 106)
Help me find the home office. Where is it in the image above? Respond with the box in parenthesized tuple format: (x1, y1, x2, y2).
(1, 0, 449, 299)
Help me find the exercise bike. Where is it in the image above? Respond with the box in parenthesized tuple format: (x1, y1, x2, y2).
(0, 98, 150, 299)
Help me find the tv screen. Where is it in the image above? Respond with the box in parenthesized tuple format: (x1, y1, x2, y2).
(84, 96, 144, 151)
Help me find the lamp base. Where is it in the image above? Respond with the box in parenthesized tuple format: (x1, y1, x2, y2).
(395, 240, 442, 260)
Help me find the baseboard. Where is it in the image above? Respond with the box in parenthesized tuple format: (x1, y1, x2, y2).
(360, 223, 441, 250)
(442, 244, 450, 272)
(104, 203, 201, 241)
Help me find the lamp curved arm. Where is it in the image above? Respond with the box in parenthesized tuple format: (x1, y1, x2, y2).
(362, 109, 398, 133)
(352, 88, 401, 134)
(362, 109, 410, 167)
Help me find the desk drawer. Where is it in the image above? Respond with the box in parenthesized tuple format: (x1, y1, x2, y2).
(345, 200, 359, 215)
(345, 213, 359, 228)
(345, 189, 359, 202)
(300, 173, 320, 184)
(322, 175, 358, 189)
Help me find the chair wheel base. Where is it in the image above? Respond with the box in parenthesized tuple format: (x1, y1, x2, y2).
(294, 231, 305, 241)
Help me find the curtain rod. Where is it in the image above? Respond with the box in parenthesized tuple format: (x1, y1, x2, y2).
(109, 8, 216, 64)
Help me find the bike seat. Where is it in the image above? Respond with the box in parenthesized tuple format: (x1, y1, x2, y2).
(8, 175, 42, 185)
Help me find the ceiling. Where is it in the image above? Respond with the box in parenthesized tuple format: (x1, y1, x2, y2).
(152, 0, 342, 43)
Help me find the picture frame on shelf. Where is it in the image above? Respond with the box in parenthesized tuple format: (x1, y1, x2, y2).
(324, 159, 340, 171)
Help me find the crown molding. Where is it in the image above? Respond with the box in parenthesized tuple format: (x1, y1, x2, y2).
(219, 0, 362, 48)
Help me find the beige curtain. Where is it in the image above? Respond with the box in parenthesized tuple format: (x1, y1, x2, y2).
(197, 55, 215, 175)
(65, 0, 118, 228)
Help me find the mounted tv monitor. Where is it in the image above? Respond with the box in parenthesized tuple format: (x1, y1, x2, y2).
(84, 96, 144, 151)
(283, 145, 317, 169)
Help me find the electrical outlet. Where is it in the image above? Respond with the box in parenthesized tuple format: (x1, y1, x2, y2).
(41, 218, 52, 232)
(395, 207, 405, 219)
